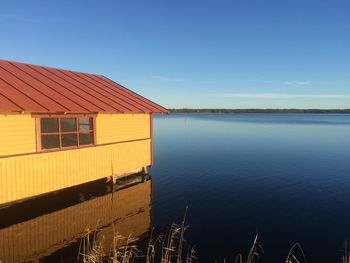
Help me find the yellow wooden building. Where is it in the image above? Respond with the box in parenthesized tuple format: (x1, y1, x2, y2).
(0, 59, 167, 206)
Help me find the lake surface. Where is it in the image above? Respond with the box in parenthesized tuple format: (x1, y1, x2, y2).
(1, 113, 350, 262)
(150, 113, 350, 263)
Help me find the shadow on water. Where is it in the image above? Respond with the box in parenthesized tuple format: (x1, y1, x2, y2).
(0, 173, 152, 263)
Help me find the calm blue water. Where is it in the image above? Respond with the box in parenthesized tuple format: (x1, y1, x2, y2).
(150, 113, 350, 262)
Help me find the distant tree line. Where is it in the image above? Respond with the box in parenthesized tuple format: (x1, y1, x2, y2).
(169, 108, 350, 114)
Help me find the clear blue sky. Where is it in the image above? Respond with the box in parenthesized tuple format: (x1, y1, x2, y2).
(0, 0, 349, 109)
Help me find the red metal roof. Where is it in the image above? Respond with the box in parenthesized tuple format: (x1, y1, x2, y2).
(0, 59, 168, 113)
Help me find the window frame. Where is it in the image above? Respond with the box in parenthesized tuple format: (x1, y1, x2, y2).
(35, 114, 96, 152)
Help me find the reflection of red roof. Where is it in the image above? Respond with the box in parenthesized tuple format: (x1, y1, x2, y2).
(0, 59, 168, 113)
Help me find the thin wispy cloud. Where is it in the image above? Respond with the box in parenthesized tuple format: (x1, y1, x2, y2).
(283, 81, 312, 86)
(152, 75, 183, 82)
(213, 93, 350, 99)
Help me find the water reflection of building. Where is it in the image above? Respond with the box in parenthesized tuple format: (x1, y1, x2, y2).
(0, 174, 152, 263)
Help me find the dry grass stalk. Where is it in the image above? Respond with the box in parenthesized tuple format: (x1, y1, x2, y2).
(342, 239, 350, 263)
(284, 243, 306, 263)
(78, 228, 105, 263)
(81, 215, 350, 263)
(110, 234, 139, 263)
(157, 207, 194, 263)
(232, 234, 263, 263)
(146, 229, 156, 263)
(79, 208, 195, 263)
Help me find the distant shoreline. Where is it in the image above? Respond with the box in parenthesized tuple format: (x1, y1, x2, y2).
(169, 109, 350, 114)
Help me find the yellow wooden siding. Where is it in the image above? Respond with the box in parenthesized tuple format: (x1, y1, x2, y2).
(96, 113, 150, 144)
(0, 113, 150, 157)
(0, 139, 151, 205)
(0, 180, 151, 263)
(0, 114, 36, 156)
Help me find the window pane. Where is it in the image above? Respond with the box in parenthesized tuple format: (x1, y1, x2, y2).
(79, 117, 93, 131)
(61, 134, 78, 147)
(79, 132, 94, 145)
(41, 118, 59, 133)
(60, 118, 77, 132)
(41, 135, 59, 149)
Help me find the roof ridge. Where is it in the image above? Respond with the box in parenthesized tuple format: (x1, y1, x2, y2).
(0, 59, 102, 77)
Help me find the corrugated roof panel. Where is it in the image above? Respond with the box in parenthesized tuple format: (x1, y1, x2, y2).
(97, 75, 167, 113)
(9, 62, 86, 112)
(0, 59, 168, 113)
(0, 67, 56, 111)
(34, 66, 107, 112)
(0, 62, 71, 112)
(0, 78, 47, 112)
(56, 70, 139, 113)
(73, 72, 151, 112)
(13, 62, 92, 112)
(46, 68, 122, 112)
(0, 93, 22, 112)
